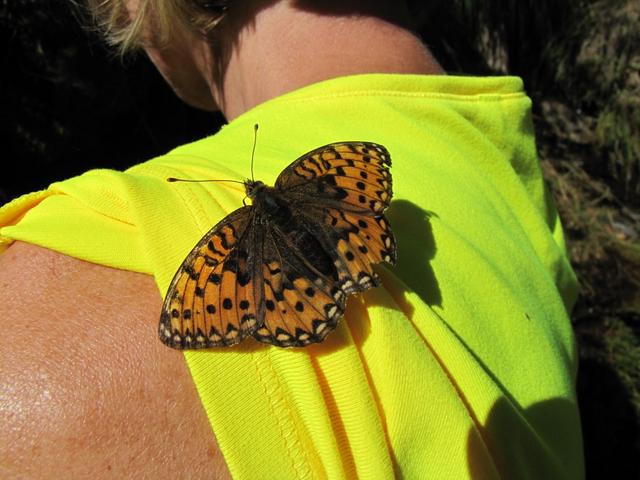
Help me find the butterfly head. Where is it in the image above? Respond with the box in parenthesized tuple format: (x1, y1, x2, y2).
(244, 179, 266, 200)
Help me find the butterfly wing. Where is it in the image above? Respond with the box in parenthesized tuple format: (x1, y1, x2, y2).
(159, 206, 264, 349)
(251, 219, 348, 347)
(275, 142, 393, 214)
(301, 204, 396, 288)
(277, 141, 396, 282)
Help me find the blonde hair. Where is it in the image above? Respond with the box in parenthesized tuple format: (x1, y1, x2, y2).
(85, 0, 228, 55)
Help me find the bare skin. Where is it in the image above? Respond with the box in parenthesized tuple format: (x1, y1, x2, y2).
(142, 0, 443, 116)
(0, 242, 231, 478)
(0, 1, 443, 478)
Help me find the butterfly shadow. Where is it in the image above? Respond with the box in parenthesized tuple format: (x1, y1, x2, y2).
(367, 199, 441, 314)
(390, 199, 441, 305)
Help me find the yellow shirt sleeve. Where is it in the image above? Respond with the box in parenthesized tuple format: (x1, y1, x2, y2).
(0, 74, 583, 479)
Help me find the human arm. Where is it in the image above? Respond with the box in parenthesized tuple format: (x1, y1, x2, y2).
(0, 241, 231, 479)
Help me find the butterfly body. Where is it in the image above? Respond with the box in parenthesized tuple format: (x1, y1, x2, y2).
(160, 142, 396, 349)
(247, 181, 294, 224)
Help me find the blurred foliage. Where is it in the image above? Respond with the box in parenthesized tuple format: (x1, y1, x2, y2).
(2, 0, 639, 477)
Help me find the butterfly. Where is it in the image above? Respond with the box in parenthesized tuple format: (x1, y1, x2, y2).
(159, 141, 396, 348)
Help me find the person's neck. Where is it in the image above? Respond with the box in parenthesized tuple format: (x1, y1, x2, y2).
(209, 2, 444, 120)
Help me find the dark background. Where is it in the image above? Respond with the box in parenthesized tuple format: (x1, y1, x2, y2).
(0, 0, 223, 203)
(2, 1, 639, 478)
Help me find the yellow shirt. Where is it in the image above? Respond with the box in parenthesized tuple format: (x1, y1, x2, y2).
(0, 74, 583, 479)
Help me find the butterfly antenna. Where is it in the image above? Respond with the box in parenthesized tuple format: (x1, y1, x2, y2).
(250, 123, 259, 182)
(167, 178, 245, 185)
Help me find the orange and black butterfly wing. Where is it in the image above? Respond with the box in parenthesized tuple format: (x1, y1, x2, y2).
(278, 141, 396, 282)
(159, 206, 264, 349)
(298, 204, 396, 290)
(251, 221, 347, 347)
(275, 142, 393, 215)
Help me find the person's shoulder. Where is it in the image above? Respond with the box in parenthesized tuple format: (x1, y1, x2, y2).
(0, 241, 230, 479)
